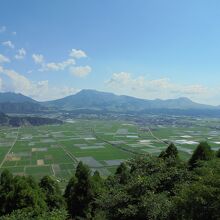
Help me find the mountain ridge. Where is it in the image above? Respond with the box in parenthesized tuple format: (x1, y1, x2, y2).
(0, 90, 217, 112)
(0, 92, 37, 103)
(0, 92, 47, 113)
(43, 89, 217, 111)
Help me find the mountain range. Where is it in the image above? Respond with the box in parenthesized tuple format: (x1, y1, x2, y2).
(0, 90, 218, 114)
(44, 89, 217, 111)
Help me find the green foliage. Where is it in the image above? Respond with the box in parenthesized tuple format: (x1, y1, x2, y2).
(0, 170, 14, 215)
(39, 176, 65, 211)
(65, 161, 94, 219)
(97, 156, 190, 219)
(159, 143, 179, 167)
(73, 161, 93, 218)
(0, 171, 46, 216)
(159, 143, 178, 159)
(92, 170, 105, 196)
(115, 162, 130, 184)
(0, 139, 219, 220)
(0, 208, 68, 220)
(189, 142, 213, 169)
(216, 148, 220, 158)
(172, 159, 220, 220)
(64, 176, 76, 217)
(90, 171, 106, 218)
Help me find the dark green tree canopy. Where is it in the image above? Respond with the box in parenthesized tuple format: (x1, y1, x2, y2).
(0, 140, 219, 220)
(189, 142, 213, 169)
(39, 176, 65, 211)
(115, 162, 130, 184)
(0, 173, 47, 216)
(159, 143, 179, 160)
(65, 161, 94, 219)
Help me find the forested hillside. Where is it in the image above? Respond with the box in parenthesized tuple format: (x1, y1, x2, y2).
(0, 142, 219, 220)
(0, 112, 62, 127)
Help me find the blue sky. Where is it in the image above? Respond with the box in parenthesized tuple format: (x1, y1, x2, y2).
(0, 0, 220, 104)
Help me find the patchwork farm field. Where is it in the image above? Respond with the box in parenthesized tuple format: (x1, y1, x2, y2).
(0, 118, 219, 186)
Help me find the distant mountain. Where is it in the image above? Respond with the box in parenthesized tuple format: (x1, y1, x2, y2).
(0, 112, 62, 127)
(0, 102, 49, 114)
(44, 89, 140, 110)
(43, 89, 216, 111)
(0, 92, 36, 103)
(0, 90, 217, 114)
(0, 92, 47, 113)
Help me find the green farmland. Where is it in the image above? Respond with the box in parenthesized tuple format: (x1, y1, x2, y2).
(0, 119, 219, 186)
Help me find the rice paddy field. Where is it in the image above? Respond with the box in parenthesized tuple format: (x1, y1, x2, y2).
(0, 118, 219, 186)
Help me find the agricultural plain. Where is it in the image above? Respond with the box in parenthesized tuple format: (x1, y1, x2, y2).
(0, 118, 219, 186)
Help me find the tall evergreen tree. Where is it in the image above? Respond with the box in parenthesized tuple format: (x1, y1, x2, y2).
(159, 143, 178, 160)
(92, 170, 104, 195)
(0, 170, 14, 215)
(173, 159, 220, 220)
(90, 170, 105, 218)
(0, 171, 47, 216)
(39, 175, 65, 211)
(189, 142, 213, 169)
(11, 175, 46, 214)
(64, 176, 77, 217)
(115, 162, 130, 184)
(65, 162, 93, 219)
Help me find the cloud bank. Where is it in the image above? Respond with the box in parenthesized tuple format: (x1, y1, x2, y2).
(106, 72, 217, 104)
(0, 66, 78, 101)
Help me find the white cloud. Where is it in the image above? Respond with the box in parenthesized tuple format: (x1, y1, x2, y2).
(107, 72, 146, 89)
(41, 58, 75, 72)
(0, 26, 6, 33)
(0, 54, 10, 63)
(178, 84, 208, 95)
(69, 65, 92, 77)
(33, 52, 76, 72)
(69, 49, 87, 59)
(32, 49, 90, 74)
(4, 69, 32, 92)
(32, 54, 44, 64)
(106, 72, 210, 101)
(2, 40, 14, 49)
(0, 66, 77, 101)
(12, 31, 16, 35)
(15, 48, 26, 59)
(32, 80, 78, 101)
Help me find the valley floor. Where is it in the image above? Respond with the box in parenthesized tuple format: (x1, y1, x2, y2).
(0, 117, 219, 187)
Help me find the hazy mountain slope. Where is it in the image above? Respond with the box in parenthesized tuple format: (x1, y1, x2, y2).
(0, 92, 48, 113)
(0, 90, 216, 113)
(148, 97, 213, 109)
(0, 102, 49, 113)
(44, 89, 216, 111)
(0, 92, 37, 103)
(44, 90, 150, 111)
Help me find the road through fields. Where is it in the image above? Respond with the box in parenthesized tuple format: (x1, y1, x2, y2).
(146, 127, 170, 146)
(0, 127, 20, 168)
